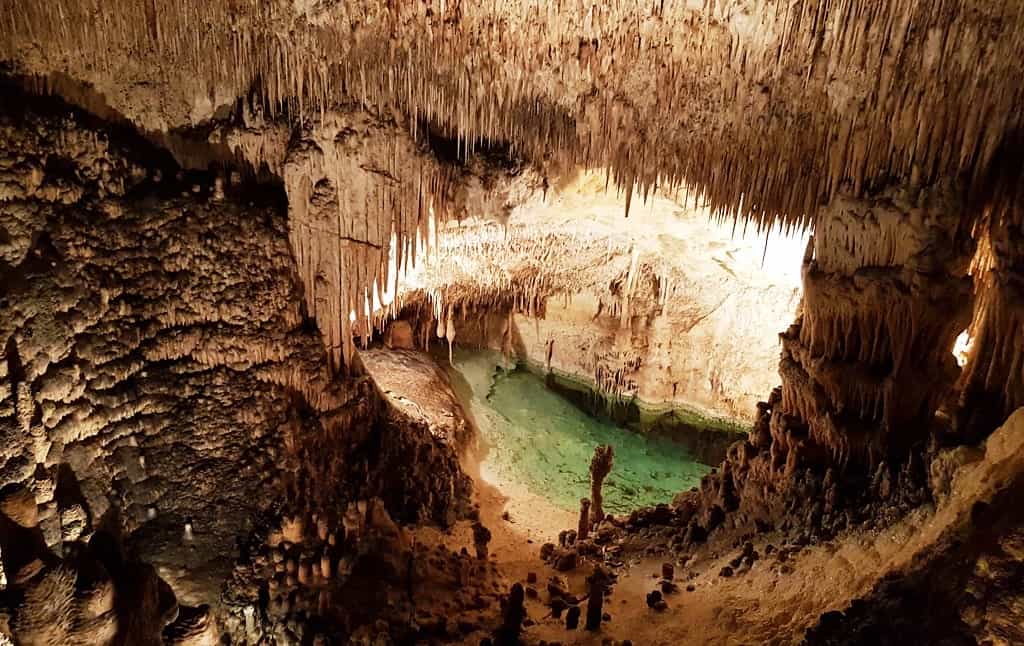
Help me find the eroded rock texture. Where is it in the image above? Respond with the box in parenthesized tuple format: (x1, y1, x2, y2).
(0, 92, 472, 641)
(779, 183, 975, 471)
(957, 164, 1024, 443)
(0, 1, 1022, 643)
(396, 177, 804, 427)
(802, 409, 1024, 646)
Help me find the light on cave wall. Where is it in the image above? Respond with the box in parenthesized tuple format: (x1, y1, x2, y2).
(757, 224, 809, 286)
(953, 329, 973, 368)
(371, 171, 811, 421)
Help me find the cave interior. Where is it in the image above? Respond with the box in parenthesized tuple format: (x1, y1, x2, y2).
(1, 1, 1024, 645)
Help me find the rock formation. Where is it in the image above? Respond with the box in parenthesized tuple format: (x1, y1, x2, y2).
(0, 89, 476, 642)
(577, 498, 591, 541)
(392, 175, 806, 428)
(589, 445, 614, 526)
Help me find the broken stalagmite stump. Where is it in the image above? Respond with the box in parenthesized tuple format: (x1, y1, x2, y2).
(589, 445, 614, 526)
(565, 604, 581, 630)
(472, 521, 492, 560)
(578, 498, 591, 540)
(585, 567, 610, 631)
(495, 582, 526, 645)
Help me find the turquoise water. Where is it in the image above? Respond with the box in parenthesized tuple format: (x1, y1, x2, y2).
(446, 349, 711, 515)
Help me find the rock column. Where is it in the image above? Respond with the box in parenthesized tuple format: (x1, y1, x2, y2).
(589, 446, 614, 525)
(957, 195, 1024, 440)
(773, 182, 975, 472)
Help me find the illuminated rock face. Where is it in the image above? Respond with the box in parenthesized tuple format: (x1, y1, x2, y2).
(397, 175, 806, 424)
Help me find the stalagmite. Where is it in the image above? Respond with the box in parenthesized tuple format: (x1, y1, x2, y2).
(321, 552, 332, 580)
(565, 605, 581, 630)
(577, 498, 591, 541)
(496, 583, 526, 646)
(589, 445, 614, 526)
(472, 521, 491, 560)
(585, 567, 609, 631)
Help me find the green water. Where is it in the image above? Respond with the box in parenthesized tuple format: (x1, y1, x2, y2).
(446, 348, 711, 515)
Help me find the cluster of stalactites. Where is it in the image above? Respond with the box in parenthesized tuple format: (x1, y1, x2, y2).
(405, 221, 609, 330)
(777, 184, 976, 469)
(388, 218, 682, 377)
(3, 0, 1021, 234)
(283, 115, 454, 372)
(801, 183, 974, 373)
(958, 177, 1024, 430)
(592, 351, 644, 403)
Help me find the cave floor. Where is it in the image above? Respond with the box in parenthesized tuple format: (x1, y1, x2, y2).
(362, 347, 1024, 644)
(422, 482, 949, 645)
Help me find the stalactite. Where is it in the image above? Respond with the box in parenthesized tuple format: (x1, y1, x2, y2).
(777, 182, 975, 469)
(2, 0, 1020, 238)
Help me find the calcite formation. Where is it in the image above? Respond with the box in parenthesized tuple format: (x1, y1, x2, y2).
(957, 165, 1024, 441)
(778, 183, 975, 470)
(2, 1, 1021, 228)
(0, 483, 219, 646)
(282, 113, 538, 371)
(589, 445, 614, 526)
(2, 2, 1022, 379)
(394, 176, 805, 422)
(0, 94, 472, 641)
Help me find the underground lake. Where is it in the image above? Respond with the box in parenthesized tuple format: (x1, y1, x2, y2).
(444, 348, 721, 516)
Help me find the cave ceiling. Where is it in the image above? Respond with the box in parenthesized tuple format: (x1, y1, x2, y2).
(3, 0, 1022, 228)
(2, 0, 1024, 384)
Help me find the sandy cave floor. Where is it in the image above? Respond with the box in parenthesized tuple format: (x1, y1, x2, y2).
(423, 459, 966, 646)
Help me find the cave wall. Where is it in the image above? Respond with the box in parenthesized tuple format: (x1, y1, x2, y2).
(655, 182, 986, 548)
(275, 110, 542, 371)
(0, 92, 472, 640)
(510, 283, 796, 425)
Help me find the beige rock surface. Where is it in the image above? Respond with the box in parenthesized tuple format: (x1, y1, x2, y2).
(404, 172, 806, 423)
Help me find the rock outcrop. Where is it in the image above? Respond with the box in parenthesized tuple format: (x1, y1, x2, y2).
(0, 90, 474, 640)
